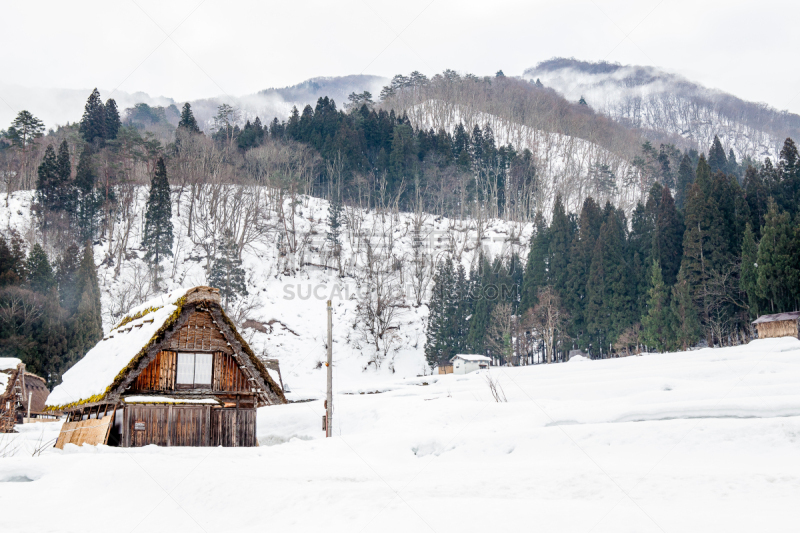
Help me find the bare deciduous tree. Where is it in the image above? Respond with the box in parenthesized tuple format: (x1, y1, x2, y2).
(529, 286, 568, 364)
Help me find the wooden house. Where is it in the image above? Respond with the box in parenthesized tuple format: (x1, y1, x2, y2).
(1, 359, 51, 432)
(47, 286, 286, 448)
(752, 311, 800, 339)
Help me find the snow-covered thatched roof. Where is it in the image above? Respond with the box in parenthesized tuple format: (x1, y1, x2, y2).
(0, 357, 21, 372)
(0, 357, 22, 396)
(47, 288, 193, 409)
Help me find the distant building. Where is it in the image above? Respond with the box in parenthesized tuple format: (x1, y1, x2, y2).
(0, 359, 50, 432)
(752, 311, 800, 340)
(47, 286, 286, 449)
(450, 354, 492, 374)
(568, 349, 588, 359)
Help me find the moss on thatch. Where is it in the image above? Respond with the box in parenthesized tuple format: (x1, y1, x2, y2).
(111, 306, 163, 331)
(46, 296, 187, 412)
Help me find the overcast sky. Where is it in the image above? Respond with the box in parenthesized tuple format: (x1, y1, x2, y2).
(2, 0, 798, 127)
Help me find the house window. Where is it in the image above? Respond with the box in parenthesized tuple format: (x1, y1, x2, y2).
(176, 353, 213, 389)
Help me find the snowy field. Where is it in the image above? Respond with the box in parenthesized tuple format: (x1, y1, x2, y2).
(3, 337, 800, 533)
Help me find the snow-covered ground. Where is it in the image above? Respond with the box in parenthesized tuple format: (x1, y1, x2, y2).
(3, 337, 800, 532)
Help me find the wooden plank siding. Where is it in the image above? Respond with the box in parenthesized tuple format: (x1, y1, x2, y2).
(132, 351, 177, 391)
(211, 408, 257, 447)
(123, 404, 255, 447)
(212, 351, 250, 392)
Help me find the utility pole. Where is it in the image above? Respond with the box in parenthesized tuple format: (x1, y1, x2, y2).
(326, 299, 333, 437)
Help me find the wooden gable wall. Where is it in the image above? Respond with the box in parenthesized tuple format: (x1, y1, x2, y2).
(131, 351, 250, 393)
(168, 310, 232, 354)
(129, 308, 250, 394)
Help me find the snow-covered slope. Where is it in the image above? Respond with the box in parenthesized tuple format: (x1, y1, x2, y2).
(2, 338, 799, 532)
(525, 59, 800, 161)
(407, 101, 643, 214)
(1, 189, 533, 399)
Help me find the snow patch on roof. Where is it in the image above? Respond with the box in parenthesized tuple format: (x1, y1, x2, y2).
(752, 311, 800, 324)
(0, 357, 22, 371)
(46, 287, 193, 409)
(122, 396, 221, 405)
(450, 354, 492, 362)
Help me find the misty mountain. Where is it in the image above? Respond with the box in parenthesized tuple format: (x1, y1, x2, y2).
(0, 82, 177, 131)
(187, 74, 387, 130)
(524, 58, 800, 161)
(1, 75, 387, 134)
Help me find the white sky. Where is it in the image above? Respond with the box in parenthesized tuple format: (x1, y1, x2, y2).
(1, 0, 799, 125)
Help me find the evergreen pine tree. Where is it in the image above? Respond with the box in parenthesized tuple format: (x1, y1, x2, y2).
(641, 260, 673, 352)
(740, 223, 760, 318)
(36, 145, 59, 211)
(653, 186, 683, 286)
(756, 200, 795, 312)
(777, 137, 800, 217)
(25, 243, 56, 294)
(452, 263, 469, 354)
(104, 98, 121, 140)
(55, 140, 72, 212)
(178, 103, 201, 133)
(79, 88, 106, 143)
(56, 243, 81, 313)
(564, 197, 602, 345)
(585, 206, 633, 353)
(208, 229, 247, 307)
(425, 257, 456, 368)
(142, 157, 174, 284)
(70, 243, 103, 363)
(708, 135, 727, 174)
(727, 148, 740, 179)
(694, 154, 711, 192)
(74, 148, 100, 241)
(743, 166, 768, 237)
(671, 267, 701, 350)
(466, 255, 492, 354)
(548, 195, 571, 294)
(6, 110, 44, 149)
(628, 202, 652, 317)
(680, 162, 730, 334)
(675, 153, 695, 210)
(0, 230, 26, 286)
(520, 212, 549, 311)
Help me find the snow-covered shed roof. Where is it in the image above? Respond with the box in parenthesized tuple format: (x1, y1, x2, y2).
(450, 354, 492, 363)
(47, 286, 286, 410)
(752, 311, 800, 324)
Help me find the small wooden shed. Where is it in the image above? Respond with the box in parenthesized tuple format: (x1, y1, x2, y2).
(752, 311, 800, 340)
(47, 286, 286, 448)
(1, 359, 51, 432)
(450, 354, 492, 374)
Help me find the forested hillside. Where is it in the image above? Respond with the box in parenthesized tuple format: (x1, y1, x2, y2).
(1, 73, 799, 385)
